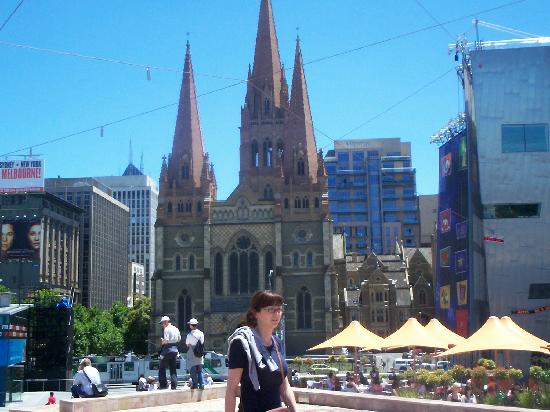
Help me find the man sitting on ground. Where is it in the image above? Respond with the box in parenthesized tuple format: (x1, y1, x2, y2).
(71, 358, 102, 398)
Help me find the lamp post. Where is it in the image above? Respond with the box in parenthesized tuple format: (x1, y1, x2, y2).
(268, 270, 286, 348)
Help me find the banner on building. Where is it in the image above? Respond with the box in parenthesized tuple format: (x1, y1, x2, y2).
(1, 220, 41, 260)
(0, 158, 44, 193)
(440, 285, 451, 309)
(456, 280, 468, 305)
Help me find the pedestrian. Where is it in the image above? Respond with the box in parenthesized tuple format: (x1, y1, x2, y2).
(204, 372, 214, 386)
(71, 358, 102, 398)
(225, 290, 297, 412)
(388, 367, 400, 395)
(158, 315, 181, 390)
(45, 392, 56, 405)
(137, 374, 147, 391)
(462, 385, 477, 403)
(186, 318, 205, 389)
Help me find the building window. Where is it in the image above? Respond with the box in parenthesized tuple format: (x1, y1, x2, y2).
(483, 203, 540, 219)
(528, 283, 550, 299)
(185, 202, 192, 213)
(167, 202, 172, 213)
(251, 140, 259, 167)
(294, 197, 301, 208)
(265, 251, 274, 290)
(284, 198, 289, 209)
(264, 98, 270, 114)
(502, 124, 548, 153)
(182, 164, 190, 179)
(177, 290, 192, 331)
(264, 184, 273, 200)
(419, 289, 426, 305)
(229, 236, 259, 294)
(306, 252, 313, 267)
(276, 140, 284, 160)
(297, 159, 305, 175)
(314, 197, 319, 208)
(263, 140, 273, 167)
(214, 253, 223, 295)
(293, 252, 299, 267)
(297, 287, 312, 329)
(188, 254, 195, 270)
(197, 201, 202, 212)
(175, 255, 181, 271)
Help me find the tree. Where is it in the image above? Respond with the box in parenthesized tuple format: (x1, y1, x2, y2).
(73, 304, 91, 356)
(123, 296, 151, 355)
(110, 301, 130, 329)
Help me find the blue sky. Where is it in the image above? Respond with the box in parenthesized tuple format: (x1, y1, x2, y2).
(1, 0, 548, 199)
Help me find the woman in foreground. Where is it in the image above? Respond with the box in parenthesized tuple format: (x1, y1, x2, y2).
(225, 290, 297, 412)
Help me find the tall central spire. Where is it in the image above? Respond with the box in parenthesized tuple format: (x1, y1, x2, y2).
(171, 41, 205, 188)
(250, 0, 283, 108)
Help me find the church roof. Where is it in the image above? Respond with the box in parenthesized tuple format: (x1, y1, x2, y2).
(122, 163, 143, 176)
(403, 247, 433, 266)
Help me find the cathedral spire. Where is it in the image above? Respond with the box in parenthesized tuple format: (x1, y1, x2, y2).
(249, 0, 283, 109)
(289, 36, 318, 180)
(170, 40, 205, 187)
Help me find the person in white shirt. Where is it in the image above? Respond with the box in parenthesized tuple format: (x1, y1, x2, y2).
(71, 358, 102, 398)
(158, 315, 181, 390)
(185, 318, 205, 389)
(137, 374, 147, 391)
(204, 372, 214, 386)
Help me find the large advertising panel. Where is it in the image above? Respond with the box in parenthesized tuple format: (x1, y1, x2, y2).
(0, 159, 44, 193)
(436, 130, 471, 336)
(1, 220, 42, 260)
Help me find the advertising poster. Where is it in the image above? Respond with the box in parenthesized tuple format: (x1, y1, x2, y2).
(456, 280, 468, 306)
(439, 209, 451, 233)
(440, 285, 450, 309)
(441, 152, 452, 176)
(0, 158, 44, 193)
(456, 309, 468, 337)
(1, 220, 41, 260)
(436, 129, 471, 334)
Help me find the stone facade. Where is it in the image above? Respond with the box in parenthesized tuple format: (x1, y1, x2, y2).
(152, 0, 340, 355)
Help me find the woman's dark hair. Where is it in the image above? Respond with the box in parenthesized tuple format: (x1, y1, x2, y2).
(245, 290, 284, 327)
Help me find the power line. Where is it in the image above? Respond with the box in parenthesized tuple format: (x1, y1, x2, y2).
(1, 0, 527, 156)
(0, 0, 25, 32)
(414, 0, 455, 40)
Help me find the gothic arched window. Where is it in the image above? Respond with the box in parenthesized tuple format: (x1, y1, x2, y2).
(188, 254, 195, 270)
(306, 251, 313, 267)
(167, 202, 172, 213)
(182, 164, 190, 179)
(185, 201, 192, 213)
(303, 197, 309, 209)
(419, 289, 427, 305)
(264, 98, 270, 114)
(175, 255, 181, 271)
(314, 197, 320, 208)
(294, 197, 301, 209)
(263, 140, 273, 167)
(214, 253, 223, 295)
(293, 252, 299, 267)
(197, 201, 202, 212)
(297, 158, 305, 176)
(284, 198, 289, 209)
(229, 235, 259, 294)
(297, 287, 312, 329)
(265, 251, 274, 290)
(264, 184, 273, 200)
(177, 202, 183, 213)
(177, 290, 192, 331)
(251, 141, 259, 167)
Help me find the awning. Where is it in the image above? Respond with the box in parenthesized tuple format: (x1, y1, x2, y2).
(307, 320, 384, 351)
(381, 317, 448, 350)
(424, 318, 466, 348)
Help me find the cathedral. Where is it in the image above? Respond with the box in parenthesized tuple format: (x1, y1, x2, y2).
(152, 0, 340, 355)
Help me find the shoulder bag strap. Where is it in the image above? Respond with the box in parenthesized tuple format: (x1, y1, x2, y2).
(82, 369, 92, 384)
(273, 338, 285, 383)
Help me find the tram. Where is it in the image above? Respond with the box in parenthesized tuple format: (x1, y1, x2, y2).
(74, 351, 228, 384)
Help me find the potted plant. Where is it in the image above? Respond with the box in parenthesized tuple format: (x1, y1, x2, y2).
(477, 358, 496, 370)
(471, 366, 488, 394)
(529, 366, 543, 390)
(449, 365, 471, 384)
(292, 356, 304, 373)
(494, 368, 510, 392)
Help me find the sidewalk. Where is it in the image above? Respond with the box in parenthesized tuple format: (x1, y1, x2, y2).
(2, 391, 72, 412)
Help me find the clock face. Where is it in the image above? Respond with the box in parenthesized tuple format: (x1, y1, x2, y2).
(293, 227, 312, 243)
(175, 231, 194, 247)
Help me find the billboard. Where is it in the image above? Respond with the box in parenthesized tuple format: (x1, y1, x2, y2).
(0, 159, 44, 193)
(435, 130, 471, 336)
(1, 220, 41, 260)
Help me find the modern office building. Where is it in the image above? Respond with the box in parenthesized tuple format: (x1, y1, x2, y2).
(325, 139, 420, 255)
(419, 194, 437, 247)
(45, 178, 129, 309)
(128, 261, 146, 306)
(435, 38, 550, 349)
(96, 165, 158, 297)
(0, 192, 83, 300)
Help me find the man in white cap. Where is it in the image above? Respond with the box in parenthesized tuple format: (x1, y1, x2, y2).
(185, 318, 205, 389)
(158, 315, 181, 389)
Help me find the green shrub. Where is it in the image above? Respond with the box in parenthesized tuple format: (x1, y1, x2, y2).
(542, 369, 550, 385)
(471, 366, 488, 384)
(449, 365, 471, 383)
(508, 368, 523, 382)
(396, 388, 418, 398)
(530, 365, 544, 381)
(401, 369, 416, 381)
(494, 367, 508, 380)
(416, 370, 430, 385)
(477, 358, 496, 370)
(426, 373, 441, 388)
(439, 372, 454, 387)
(516, 388, 550, 409)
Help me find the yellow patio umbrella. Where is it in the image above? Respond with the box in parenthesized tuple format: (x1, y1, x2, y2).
(436, 316, 550, 358)
(307, 320, 384, 375)
(381, 317, 449, 351)
(500, 316, 550, 348)
(424, 318, 467, 348)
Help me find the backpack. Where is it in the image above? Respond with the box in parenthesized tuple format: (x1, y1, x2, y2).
(193, 338, 204, 357)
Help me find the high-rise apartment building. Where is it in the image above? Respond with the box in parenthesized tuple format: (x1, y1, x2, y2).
(45, 178, 129, 309)
(325, 139, 420, 255)
(419, 194, 437, 247)
(96, 165, 158, 297)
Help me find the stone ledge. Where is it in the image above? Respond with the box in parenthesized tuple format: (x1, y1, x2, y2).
(293, 388, 535, 412)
